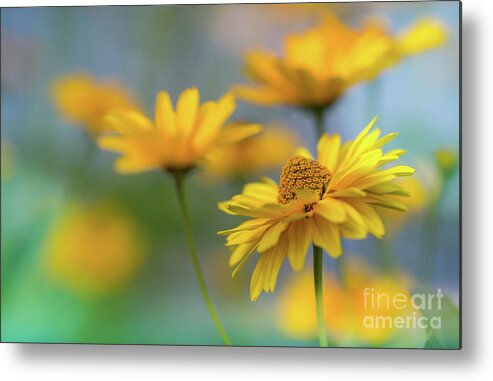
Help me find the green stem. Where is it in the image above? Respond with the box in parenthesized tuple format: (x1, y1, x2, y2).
(313, 108, 344, 284)
(312, 108, 332, 347)
(313, 107, 325, 138)
(172, 171, 232, 345)
(313, 244, 329, 347)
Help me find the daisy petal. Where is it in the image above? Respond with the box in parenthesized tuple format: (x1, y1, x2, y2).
(315, 197, 347, 223)
(176, 87, 199, 136)
(286, 221, 312, 271)
(311, 215, 342, 258)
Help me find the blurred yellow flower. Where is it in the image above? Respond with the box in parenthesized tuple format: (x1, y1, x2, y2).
(434, 148, 458, 181)
(397, 18, 448, 55)
(234, 14, 447, 108)
(51, 73, 138, 135)
(218, 117, 415, 301)
(44, 203, 144, 296)
(278, 260, 424, 346)
(203, 126, 298, 179)
(381, 160, 442, 233)
(98, 88, 262, 174)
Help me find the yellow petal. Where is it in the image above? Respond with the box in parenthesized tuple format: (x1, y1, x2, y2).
(350, 201, 385, 238)
(229, 241, 257, 267)
(232, 84, 286, 106)
(114, 157, 158, 174)
(194, 93, 235, 150)
(97, 136, 127, 153)
(104, 110, 153, 135)
(311, 214, 342, 258)
(155, 91, 176, 135)
(398, 18, 447, 56)
(257, 222, 289, 253)
(215, 123, 262, 146)
(329, 188, 366, 198)
(176, 87, 199, 136)
(293, 146, 313, 160)
(249, 242, 286, 301)
(366, 183, 409, 196)
(218, 218, 269, 236)
(315, 197, 347, 223)
(286, 220, 311, 271)
(317, 133, 341, 172)
(367, 196, 408, 212)
(225, 224, 270, 246)
(342, 202, 367, 230)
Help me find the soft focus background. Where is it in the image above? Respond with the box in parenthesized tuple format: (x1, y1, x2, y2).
(1, 2, 459, 347)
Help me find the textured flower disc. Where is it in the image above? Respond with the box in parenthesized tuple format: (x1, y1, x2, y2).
(278, 155, 331, 204)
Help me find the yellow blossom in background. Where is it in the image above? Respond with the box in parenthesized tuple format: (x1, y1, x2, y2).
(434, 148, 458, 181)
(234, 14, 447, 108)
(278, 260, 425, 347)
(51, 73, 138, 135)
(218, 117, 415, 301)
(381, 160, 442, 233)
(397, 18, 448, 55)
(98, 88, 262, 174)
(44, 203, 144, 296)
(203, 126, 298, 179)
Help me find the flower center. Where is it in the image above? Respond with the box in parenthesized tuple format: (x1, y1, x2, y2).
(278, 155, 331, 205)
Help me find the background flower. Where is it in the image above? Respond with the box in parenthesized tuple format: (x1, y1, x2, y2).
(203, 125, 298, 180)
(234, 14, 446, 108)
(43, 203, 144, 296)
(51, 73, 138, 136)
(98, 88, 262, 174)
(277, 259, 427, 347)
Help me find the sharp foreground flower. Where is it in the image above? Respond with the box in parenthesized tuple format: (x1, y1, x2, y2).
(218, 117, 415, 301)
(51, 73, 138, 135)
(233, 14, 446, 108)
(98, 87, 262, 174)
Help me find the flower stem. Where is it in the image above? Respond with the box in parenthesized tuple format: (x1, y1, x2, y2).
(312, 108, 330, 347)
(172, 171, 232, 346)
(313, 244, 329, 347)
(313, 107, 325, 138)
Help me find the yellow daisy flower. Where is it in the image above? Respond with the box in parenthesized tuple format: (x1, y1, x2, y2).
(44, 203, 144, 296)
(233, 14, 447, 108)
(51, 73, 138, 135)
(218, 117, 415, 301)
(98, 87, 262, 174)
(203, 126, 298, 179)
